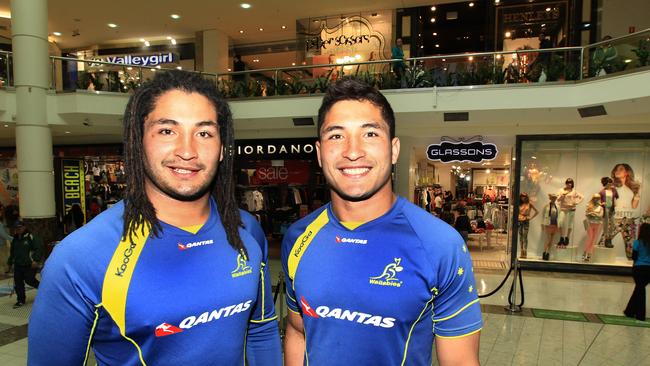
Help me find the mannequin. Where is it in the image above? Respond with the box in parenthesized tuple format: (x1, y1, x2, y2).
(598, 176, 619, 248)
(541, 193, 560, 260)
(556, 178, 584, 247)
(517, 192, 539, 258)
(582, 194, 604, 262)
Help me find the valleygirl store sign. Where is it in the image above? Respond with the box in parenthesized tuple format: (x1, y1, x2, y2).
(90, 52, 178, 67)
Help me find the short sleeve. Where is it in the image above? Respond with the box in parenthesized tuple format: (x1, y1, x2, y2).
(431, 237, 482, 338)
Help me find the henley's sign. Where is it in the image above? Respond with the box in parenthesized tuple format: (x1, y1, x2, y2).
(92, 52, 177, 66)
(234, 138, 317, 160)
(426, 141, 498, 163)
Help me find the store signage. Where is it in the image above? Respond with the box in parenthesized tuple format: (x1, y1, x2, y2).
(426, 141, 498, 163)
(251, 160, 310, 185)
(61, 159, 86, 222)
(307, 34, 372, 51)
(234, 138, 317, 161)
(92, 52, 177, 66)
(502, 4, 561, 24)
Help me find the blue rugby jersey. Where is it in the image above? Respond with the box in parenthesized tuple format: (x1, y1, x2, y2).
(28, 198, 281, 366)
(281, 196, 482, 365)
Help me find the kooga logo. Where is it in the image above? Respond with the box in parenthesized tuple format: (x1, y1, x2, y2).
(426, 141, 498, 163)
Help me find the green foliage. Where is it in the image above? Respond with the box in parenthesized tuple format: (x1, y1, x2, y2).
(404, 63, 432, 88)
(377, 71, 399, 90)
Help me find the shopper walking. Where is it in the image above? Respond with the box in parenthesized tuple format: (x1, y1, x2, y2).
(7, 220, 42, 308)
(29, 71, 281, 365)
(0, 204, 13, 273)
(624, 223, 650, 321)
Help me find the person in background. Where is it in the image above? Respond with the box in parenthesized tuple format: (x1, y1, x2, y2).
(0, 204, 13, 273)
(7, 220, 42, 308)
(64, 203, 85, 234)
(391, 38, 407, 88)
(624, 223, 650, 321)
(454, 206, 472, 243)
(233, 54, 247, 84)
(440, 203, 455, 226)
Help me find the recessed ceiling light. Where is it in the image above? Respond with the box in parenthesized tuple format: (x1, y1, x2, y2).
(546, 7, 551, 12)
(469, 2, 475, 7)
(433, 32, 438, 36)
(239, 30, 244, 34)
(65, 131, 71, 134)
(139, 38, 145, 42)
(505, 31, 512, 38)
(240, 3, 251, 9)
(171, 38, 177, 45)
(291, 62, 296, 66)
(53, 31, 62, 36)
(430, 18, 436, 23)
(435, 44, 440, 48)
(107, 23, 118, 28)
(431, 6, 436, 11)
(170, 14, 180, 19)
(176, 66, 182, 70)
(144, 40, 150, 47)
(166, 36, 172, 40)
(281, 25, 287, 29)
(3, 125, 8, 128)
(258, 27, 263, 31)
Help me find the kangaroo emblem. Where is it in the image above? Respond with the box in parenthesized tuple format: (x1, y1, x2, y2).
(231, 254, 251, 274)
(370, 258, 404, 282)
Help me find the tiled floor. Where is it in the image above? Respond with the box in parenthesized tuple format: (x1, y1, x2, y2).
(1, 263, 649, 365)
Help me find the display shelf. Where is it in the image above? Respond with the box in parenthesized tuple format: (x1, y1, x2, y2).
(592, 246, 617, 264)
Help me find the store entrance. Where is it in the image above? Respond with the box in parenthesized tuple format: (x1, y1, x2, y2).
(414, 150, 513, 269)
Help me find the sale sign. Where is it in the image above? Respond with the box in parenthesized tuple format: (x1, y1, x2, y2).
(250, 160, 310, 185)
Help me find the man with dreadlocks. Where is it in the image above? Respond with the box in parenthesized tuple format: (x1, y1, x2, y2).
(28, 71, 282, 366)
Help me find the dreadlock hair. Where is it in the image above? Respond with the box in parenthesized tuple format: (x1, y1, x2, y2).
(122, 70, 246, 257)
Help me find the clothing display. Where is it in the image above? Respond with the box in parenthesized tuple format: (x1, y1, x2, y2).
(281, 197, 482, 365)
(29, 198, 281, 365)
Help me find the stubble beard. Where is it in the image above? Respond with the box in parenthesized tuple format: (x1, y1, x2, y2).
(143, 159, 216, 202)
(327, 167, 393, 203)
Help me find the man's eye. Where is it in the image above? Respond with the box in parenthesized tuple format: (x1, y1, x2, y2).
(328, 134, 343, 140)
(159, 129, 173, 135)
(198, 131, 213, 138)
(366, 131, 379, 137)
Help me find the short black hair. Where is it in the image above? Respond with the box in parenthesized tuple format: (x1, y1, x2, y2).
(601, 176, 612, 186)
(317, 77, 395, 140)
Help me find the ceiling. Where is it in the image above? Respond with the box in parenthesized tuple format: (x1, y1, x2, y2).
(0, 0, 451, 50)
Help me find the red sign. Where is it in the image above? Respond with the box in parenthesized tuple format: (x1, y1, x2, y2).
(250, 160, 310, 185)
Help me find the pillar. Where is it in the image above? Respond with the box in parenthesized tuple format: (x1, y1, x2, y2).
(11, 0, 57, 243)
(195, 29, 229, 74)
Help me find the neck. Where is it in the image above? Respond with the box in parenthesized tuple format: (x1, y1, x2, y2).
(145, 186, 211, 228)
(331, 185, 396, 223)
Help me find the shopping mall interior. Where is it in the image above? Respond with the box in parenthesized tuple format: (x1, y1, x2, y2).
(0, 0, 649, 365)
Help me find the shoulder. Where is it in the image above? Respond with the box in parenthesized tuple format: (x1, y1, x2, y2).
(50, 202, 125, 263)
(284, 205, 329, 243)
(399, 198, 464, 252)
(239, 209, 263, 235)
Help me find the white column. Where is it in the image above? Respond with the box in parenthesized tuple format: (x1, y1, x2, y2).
(196, 29, 229, 74)
(394, 136, 417, 201)
(11, 0, 55, 218)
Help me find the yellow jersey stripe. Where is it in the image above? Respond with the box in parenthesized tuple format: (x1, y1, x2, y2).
(101, 224, 150, 365)
(288, 308, 301, 315)
(179, 224, 203, 234)
(432, 298, 480, 323)
(250, 315, 278, 323)
(260, 263, 266, 320)
(287, 209, 329, 280)
(435, 328, 482, 339)
(340, 221, 364, 230)
(401, 294, 435, 366)
(83, 304, 102, 366)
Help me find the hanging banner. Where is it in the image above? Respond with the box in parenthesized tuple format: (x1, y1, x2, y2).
(61, 159, 86, 222)
(250, 160, 310, 185)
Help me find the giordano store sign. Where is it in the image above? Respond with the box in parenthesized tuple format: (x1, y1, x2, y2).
(234, 138, 317, 161)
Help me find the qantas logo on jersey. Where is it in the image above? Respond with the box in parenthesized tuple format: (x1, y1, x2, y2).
(155, 300, 253, 337)
(335, 235, 368, 245)
(299, 296, 394, 328)
(155, 323, 183, 337)
(177, 239, 214, 250)
(231, 254, 253, 278)
(369, 258, 404, 287)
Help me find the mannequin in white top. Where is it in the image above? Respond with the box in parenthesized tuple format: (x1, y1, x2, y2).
(556, 178, 584, 247)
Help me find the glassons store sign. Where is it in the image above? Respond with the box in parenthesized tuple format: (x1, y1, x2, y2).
(91, 52, 177, 66)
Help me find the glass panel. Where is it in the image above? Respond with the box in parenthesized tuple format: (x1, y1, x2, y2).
(518, 138, 650, 266)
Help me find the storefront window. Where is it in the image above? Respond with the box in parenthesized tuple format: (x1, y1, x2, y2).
(516, 137, 650, 267)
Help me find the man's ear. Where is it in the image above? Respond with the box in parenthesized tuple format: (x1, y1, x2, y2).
(391, 137, 400, 165)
